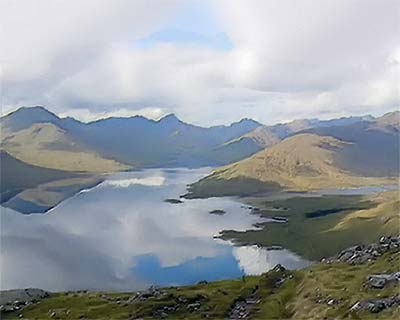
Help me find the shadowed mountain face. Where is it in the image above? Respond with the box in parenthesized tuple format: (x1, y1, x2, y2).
(74, 115, 261, 167)
(1, 107, 262, 169)
(304, 112, 400, 177)
(0, 106, 83, 134)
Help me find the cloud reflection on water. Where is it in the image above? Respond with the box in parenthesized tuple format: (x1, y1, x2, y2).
(0, 168, 308, 291)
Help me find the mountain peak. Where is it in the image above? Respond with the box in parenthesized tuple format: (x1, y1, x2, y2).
(158, 113, 182, 124)
(230, 118, 261, 130)
(1, 106, 61, 133)
(6, 106, 59, 120)
(374, 110, 400, 129)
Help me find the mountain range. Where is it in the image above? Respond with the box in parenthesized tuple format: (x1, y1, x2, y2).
(1, 106, 262, 170)
(1, 106, 399, 211)
(187, 111, 399, 197)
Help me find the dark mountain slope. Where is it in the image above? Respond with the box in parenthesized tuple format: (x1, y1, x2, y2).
(304, 114, 399, 177)
(76, 114, 261, 167)
(0, 151, 77, 202)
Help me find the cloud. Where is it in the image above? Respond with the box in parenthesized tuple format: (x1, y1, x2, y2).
(1, 0, 398, 125)
(0, 0, 182, 111)
(59, 107, 166, 122)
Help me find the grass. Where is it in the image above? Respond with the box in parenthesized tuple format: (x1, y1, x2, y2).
(185, 176, 281, 199)
(4, 250, 399, 319)
(219, 193, 399, 260)
(291, 251, 400, 319)
(4, 277, 261, 320)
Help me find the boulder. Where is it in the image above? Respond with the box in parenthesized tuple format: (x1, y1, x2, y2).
(350, 296, 400, 313)
(272, 264, 286, 272)
(367, 272, 400, 289)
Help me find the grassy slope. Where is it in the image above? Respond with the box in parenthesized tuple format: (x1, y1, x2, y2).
(187, 133, 396, 198)
(219, 191, 400, 260)
(1, 123, 129, 173)
(4, 251, 399, 320)
(331, 190, 400, 234)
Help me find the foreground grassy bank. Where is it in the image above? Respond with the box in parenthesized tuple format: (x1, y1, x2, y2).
(3, 245, 399, 320)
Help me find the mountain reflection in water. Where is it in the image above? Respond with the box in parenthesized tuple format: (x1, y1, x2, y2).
(0, 168, 309, 291)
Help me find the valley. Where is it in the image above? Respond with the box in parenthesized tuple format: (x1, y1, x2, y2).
(0, 107, 399, 319)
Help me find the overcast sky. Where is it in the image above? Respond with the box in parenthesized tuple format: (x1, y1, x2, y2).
(1, 0, 399, 125)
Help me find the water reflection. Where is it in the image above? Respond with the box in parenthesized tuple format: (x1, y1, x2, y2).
(1, 168, 308, 291)
(233, 246, 310, 275)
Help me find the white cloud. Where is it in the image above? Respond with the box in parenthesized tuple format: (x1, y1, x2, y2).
(1, 0, 398, 125)
(59, 107, 166, 122)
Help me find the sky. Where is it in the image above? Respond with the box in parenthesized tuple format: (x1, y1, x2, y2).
(0, 0, 399, 126)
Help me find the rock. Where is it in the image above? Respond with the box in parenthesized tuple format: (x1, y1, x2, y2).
(350, 296, 400, 313)
(266, 245, 283, 251)
(327, 299, 339, 306)
(324, 236, 400, 265)
(272, 264, 286, 272)
(197, 280, 208, 285)
(229, 287, 260, 319)
(133, 286, 167, 301)
(164, 198, 183, 204)
(49, 312, 56, 318)
(187, 302, 201, 311)
(274, 278, 285, 288)
(367, 272, 400, 289)
(177, 296, 188, 303)
(271, 216, 288, 223)
(209, 209, 226, 215)
(0, 289, 49, 314)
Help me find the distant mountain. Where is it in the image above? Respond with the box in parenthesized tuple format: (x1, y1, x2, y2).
(1, 107, 262, 169)
(371, 111, 399, 132)
(303, 113, 399, 177)
(222, 115, 375, 150)
(73, 114, 262, 167)
(187, 113, 399, 197)
(0, 106, 83, 134)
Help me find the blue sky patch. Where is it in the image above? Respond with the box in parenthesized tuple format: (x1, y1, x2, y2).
(135, 29, 233, 51)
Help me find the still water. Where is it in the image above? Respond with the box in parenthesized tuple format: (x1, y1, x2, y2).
(0, 168, 309, 291)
